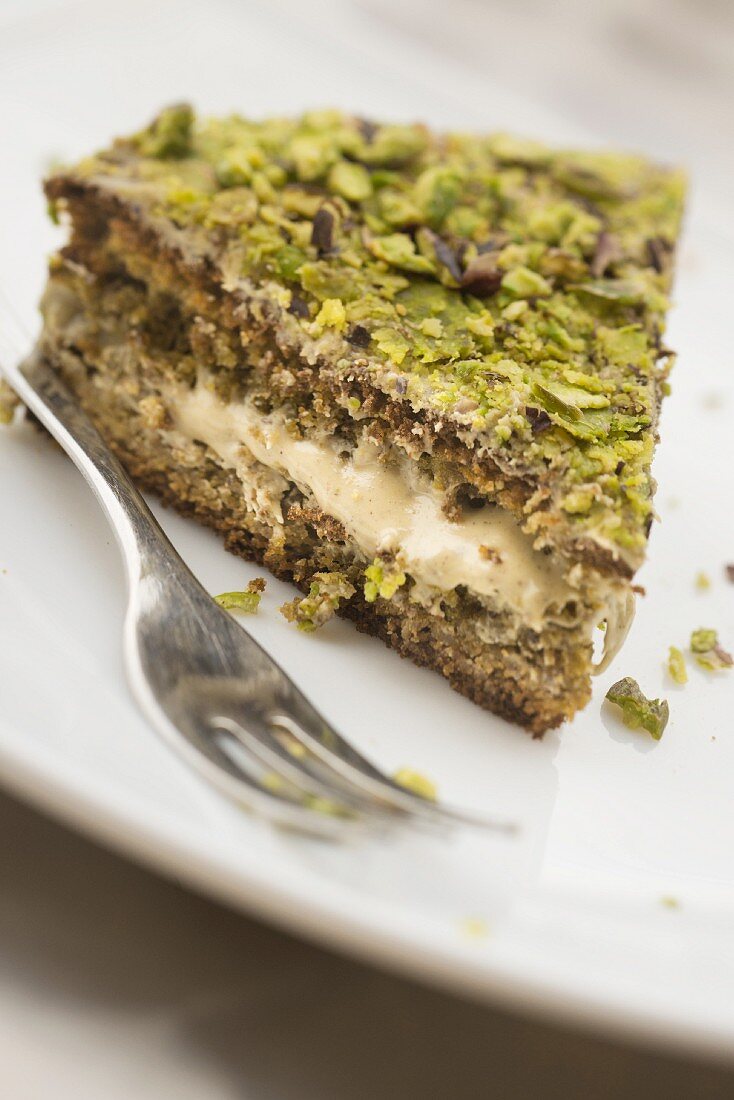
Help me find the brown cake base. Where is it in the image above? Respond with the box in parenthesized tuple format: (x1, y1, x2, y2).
(37, 330, 594, 735)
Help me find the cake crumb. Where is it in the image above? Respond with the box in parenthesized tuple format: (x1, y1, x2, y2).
(394, 768, 437, 802)
(460, 916, 490, 939)
(214, 577, 266, 614)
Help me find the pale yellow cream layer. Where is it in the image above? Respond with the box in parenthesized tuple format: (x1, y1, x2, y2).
(172, 382, 579, 630)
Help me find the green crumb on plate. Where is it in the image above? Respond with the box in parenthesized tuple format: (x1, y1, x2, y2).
(667, 646, 687, 685)
(303, 794, 352, 818)
(280, 571, 355, 631)
(695, 571, 711, 591)
(393, 767, 437, 801)
(214, 577, 266, 613)
(460, 916, 490, 939)
(660, 896, 680, 910)
(690, 627, 733, 671)
(605, 676, 669, 740)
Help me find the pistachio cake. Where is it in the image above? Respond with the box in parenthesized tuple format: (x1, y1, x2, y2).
(38, 105, 685, 734)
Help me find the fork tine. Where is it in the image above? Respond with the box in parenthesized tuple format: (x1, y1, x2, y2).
(168, 673, 482, 834)
(212, 714, 422, 825)
(168, 712, 386, 839)
(269, 712, 518, 836)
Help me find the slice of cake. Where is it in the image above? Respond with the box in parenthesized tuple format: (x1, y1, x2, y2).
(38, 105, 685, 734)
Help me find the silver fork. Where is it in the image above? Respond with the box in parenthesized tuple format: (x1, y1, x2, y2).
(3, 342, 516, 838)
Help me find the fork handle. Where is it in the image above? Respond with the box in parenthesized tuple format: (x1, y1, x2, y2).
(13, 352, 183, 587)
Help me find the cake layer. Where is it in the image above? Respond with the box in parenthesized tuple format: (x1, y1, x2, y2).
(40, 339, 594, 733)
(45, 107, 685, 580)
(37, 267, 628, 733)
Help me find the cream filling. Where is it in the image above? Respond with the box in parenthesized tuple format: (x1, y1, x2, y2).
(172, 382, 584, 632)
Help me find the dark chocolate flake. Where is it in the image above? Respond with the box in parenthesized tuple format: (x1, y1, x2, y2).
(346, 324, 371, 348)
(646, 236, 672, 274)
(423, 229, 462, 284)
(461, 252, 503, 297)
(726, 564, 734, 583)
(590, 231, 621, 278)
(311, 206, 336, 255)
(288, 294, 311, 319)
(435, 239, 463, 283)
(356, 117, 379, 144)
(525, 406, 552, 434)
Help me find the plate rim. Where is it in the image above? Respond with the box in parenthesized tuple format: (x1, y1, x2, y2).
(0, 726, 732, 1064)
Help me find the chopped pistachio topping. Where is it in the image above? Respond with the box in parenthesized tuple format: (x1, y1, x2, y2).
(364, 555, 407, 602)
(667, 645, 687, 685)
(695, 571, 711, 591)
(393, 767, 437, 801)
(64, 106, 685, 559)
(605, 676, 669, 739)
(214, 577, 266, 614)
(280, 571, 355, 631)
(135, 103, 194, 159)
(690, 627, 733, 671)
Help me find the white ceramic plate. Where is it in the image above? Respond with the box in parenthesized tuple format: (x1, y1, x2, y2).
(2, 0, 734, 1059)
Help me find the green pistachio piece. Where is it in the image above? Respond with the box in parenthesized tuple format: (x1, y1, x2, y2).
(367, 233, 435, 274)
(328, 160, 373, 202)
(667, 646, 687, 684)
(364, 557, 407, 602)
(299, 261, 363, 302)
(137, 103, 194, 159)
(274, 244, 308, 281)
(570, 279, 645, 305)
(488, 133, 551, 166)
(393, 768, 437, 801)
(690, 628, 733, 671)
(356, 124, 428, 166)
(413, 165, 463, 228)
(605, 677, 669, 740)
(280, 572, 355, 631)
(562, 488, 595, 514)
(376, 188, 423, 227)
(214, 578, 265, 614)
(372, 327, 411, 365)
(501, 266, 552, 298)
(280, 186, 324, 217)
(290, 134, 336, 181)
